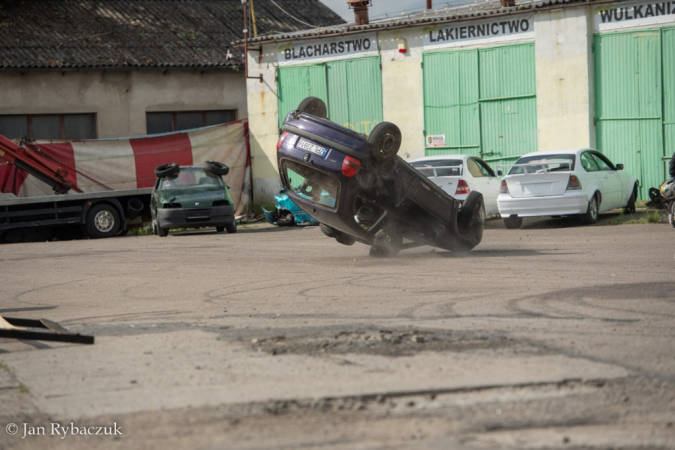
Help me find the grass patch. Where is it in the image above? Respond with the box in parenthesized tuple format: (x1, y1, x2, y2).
(18, 384, 29, 394)
(608, 210, 662, 225)
(0, 363, 9, 372)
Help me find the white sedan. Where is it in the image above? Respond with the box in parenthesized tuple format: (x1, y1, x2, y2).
(410, 155, 502, 216)
(497, 149, 638, 229)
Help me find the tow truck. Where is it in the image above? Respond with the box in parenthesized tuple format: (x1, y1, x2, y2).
(0, 134, 151, 242)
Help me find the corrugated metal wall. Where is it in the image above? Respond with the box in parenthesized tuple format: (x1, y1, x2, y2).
(422, 43, 537, 172)
(594, 28, 671, 198)
(277, 65, 327, 129)
(664, 28, 675, 177)
(277, 57, 383, 134)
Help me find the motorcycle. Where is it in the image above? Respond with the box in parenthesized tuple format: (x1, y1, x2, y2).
(648, 179, 675, 228)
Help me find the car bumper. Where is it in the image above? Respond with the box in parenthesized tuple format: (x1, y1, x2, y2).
(497, 192, 588, 217)
(157, 205, 234, 229)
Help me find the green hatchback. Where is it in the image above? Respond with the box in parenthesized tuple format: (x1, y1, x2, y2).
(150, 162, 237, 237)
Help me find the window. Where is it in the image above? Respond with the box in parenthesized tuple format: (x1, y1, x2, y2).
(590, 152, 615, 171)
(0, 114, 96, 140)
(146, 110, 236, 134)
(581, 152, 600, 172)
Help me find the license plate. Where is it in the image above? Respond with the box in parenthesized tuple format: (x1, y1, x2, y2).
(297, 139, 327, 157)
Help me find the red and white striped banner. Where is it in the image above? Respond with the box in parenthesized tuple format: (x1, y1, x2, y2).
(0, 120, 252, 216)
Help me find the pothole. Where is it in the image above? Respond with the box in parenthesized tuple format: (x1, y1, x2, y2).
(250, 327, 516, 357)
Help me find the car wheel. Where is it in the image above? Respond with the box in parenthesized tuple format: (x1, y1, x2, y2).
(155, 162, 179, 177)
(216, 225, 225, 232)
(335, 233, 355, 246)
(451, 191, 485, 252)
(369, 230, 402, 258)
(669, 201, 675, 229)
(297, 97, 328, 119)
(226, 221, 237, 234)
(624, 183, 637, 214)
(85, 203, 121, 238)
(503, 216, 523, 229)
(205, 161, 229, 176)
(320, 223, 340, 238)
(581, 194, 599, 225)
(367, 122, 401, 163)
(157, 221, 168, 237)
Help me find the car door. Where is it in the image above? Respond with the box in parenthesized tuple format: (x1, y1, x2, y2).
(467, 157, 500, 215)
(591, 151, 623, 209)
(579, 151, 606, 206)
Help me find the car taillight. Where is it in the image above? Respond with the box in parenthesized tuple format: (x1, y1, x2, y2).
(341, 156, 361, 178)
(500, 180, 509, 194)
(455, 179, 470, 195)
(567, 175, 582, 190)
(276, 131, 289, 151)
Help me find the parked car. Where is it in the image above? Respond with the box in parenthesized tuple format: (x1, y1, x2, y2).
(497, 149, 638, 229)
(151, 162, 237, 237)
(262, 190, 319, 226)
(276, 97, 485, 257)
(410, 155, 502, 216)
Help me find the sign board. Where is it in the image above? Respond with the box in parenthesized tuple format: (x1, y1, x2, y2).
(426, 135, 446, 147)
(594, 0, 675, 32)
(422, 14, 534, 50)
(278, 33, 378, 65)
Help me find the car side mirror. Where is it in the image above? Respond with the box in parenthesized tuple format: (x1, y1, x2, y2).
(615, 164, 624, 170)
(497, 170, 503, 176)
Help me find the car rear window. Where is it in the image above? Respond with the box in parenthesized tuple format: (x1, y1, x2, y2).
(160, 169, 223, 189)
(508, 154, 575, 175)
(280, 159, 339, 210)
(411, 160, 463, 177)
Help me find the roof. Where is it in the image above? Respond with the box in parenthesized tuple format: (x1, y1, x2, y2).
(0, 0, 345, 71)
(237, 0, 606, 46)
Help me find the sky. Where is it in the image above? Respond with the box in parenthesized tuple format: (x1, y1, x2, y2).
(319, 0, 433, 22)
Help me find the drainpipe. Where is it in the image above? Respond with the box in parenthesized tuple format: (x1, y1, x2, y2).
(241, 0, 262, 82)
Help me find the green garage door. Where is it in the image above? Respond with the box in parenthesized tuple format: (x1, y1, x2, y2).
(595, 27, 675, 199)
(422, 43, 537, 171)
(277, 56, 383, 135)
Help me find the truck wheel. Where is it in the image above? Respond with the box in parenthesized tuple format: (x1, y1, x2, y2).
(368, 122, 401, 163)
(451, 191, 485, 252)
(226, 221, 237, 234)
(205, 161, 229, 176)
(85, 203, 121, 238)
(297, 97, 327, 118)
(155, 162, 179, 177)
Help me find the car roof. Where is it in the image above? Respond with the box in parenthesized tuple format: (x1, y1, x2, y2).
(410, 154, 473, 163)
(517, 148, 597, 159)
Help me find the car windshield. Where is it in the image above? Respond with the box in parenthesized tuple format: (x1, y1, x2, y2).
(508, 154, 575, 175)
(160, 168, 223, 190)
(410, 160, 463, 177)
(280, 159, 338, 210)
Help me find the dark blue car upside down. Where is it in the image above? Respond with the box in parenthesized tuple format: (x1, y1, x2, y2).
(276, 97, 485, 257)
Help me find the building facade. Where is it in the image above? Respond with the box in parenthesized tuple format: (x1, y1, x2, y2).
(244, 0, 675, 200)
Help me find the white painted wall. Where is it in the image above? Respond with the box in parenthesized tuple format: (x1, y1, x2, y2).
(535, 7, 595, 150)
(0, 70, 247, 138)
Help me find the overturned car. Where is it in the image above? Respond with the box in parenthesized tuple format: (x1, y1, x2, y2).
(276, 97, 485, 257)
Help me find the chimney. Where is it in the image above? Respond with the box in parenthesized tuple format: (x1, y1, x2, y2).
(426, 0, 432, 9)
(348, 0, 371, 25)
(500, 0, 515, 6)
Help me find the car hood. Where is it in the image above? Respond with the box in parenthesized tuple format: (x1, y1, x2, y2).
(158, 187, 227, 207)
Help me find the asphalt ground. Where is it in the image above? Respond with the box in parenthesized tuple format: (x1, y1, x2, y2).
(1, 212, 674, 450)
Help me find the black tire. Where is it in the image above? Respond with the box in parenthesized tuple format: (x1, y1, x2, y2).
(276, 210, 295, 226)
(216, 225, 225, 232)
(320, 223, 340, 238)
(668, 201, 675, 229)
(335, 233, 355, 246)
(369, 231, 402, 258)
(156, 219, 168, 237)
(297, 97, 327, 119)
(226, 221, 237, 234)
(450, 191, 485, 252)
(503, 216, 523, 229)
(85, 203, 121, 238)
(367, 122, 401, 163)
(581, 194, 599, 224)
(155, 162, 179, 178)
(624, 183, 637, 214)
(205, 161, 229, 176)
